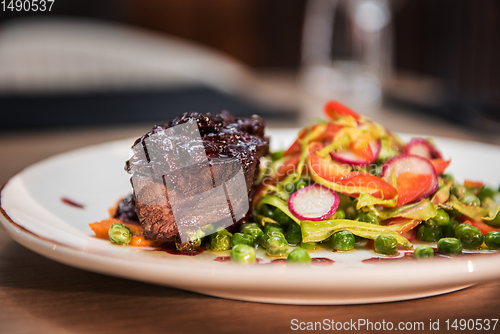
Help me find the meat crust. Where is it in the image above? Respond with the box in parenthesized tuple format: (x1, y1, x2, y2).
(125, 111, 269, 241)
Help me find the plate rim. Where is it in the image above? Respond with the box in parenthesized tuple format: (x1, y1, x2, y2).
(2, 130, 500, 305)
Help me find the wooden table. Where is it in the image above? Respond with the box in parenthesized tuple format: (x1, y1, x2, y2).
(1, 105, 500, 334)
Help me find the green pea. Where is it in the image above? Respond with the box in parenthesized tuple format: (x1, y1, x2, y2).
(283, 182, 295, 194)
(260, 230, 286, 249)
(413, 245, 434, 259)
(285, 223, 302, 245)
(266, 235, 289, 257)
(438, 177, 446, 189)
(108, 223, 133, 245)
(442, 174, 454, 182)
(293, 178, 308, 192)
(271, 150, 285, 161)
(176, 237, 202, 252)
(460, 192, 481, 206)
(426, 209, 450, 226)
(417, 224, 444, 242)
(200, 224, 215, 236)
(300, 241, 317, 250)
(230, 244, 256, 265)
(437, 238, 463, 255)
(454, 223, 467, 235)
(455, 224, 483, 250)
(443, 219, 460, 238)
(451, 184, 466, 198)
(188, 228, 206, 240)
(263, 223, 284, 235)
(331, 208, 346, 220)
(287, 247, 311, 264)
(239, 222, 260, 232)
(374, 235, 398, 255)
(231, 233, 254, 247)
(478, 187, 497, 202)
(330, 230, 355, 251)
(273, 209, 293, 226)
(485, 231, 500, 249)
(260, 204, 275, 219)
(356, 211, 380, 225)
(240, 223, 264, 246)
(210, 229, 232, 251)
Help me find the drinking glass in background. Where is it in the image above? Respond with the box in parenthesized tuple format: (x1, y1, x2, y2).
(300, 0, 394, 118)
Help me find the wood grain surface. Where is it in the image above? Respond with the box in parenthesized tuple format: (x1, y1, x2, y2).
(1, 229, 500, 334)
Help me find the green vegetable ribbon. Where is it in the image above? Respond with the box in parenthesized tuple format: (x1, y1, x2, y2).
(301, 219, 413, 249)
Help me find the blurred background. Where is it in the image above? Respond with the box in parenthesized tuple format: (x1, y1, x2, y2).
(1, 0, 500, 128)
(1, 0, 500, 181)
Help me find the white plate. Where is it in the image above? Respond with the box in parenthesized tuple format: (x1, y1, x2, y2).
(1, 129, 500, 305)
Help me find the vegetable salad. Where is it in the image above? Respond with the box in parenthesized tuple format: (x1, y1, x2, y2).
(230, 101, 500, 264)
(91, 101, 500, 265)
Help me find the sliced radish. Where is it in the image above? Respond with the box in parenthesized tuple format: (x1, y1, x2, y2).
(288, 184, 339, 221)
(381, 154, 438, 206)
(403, 227, 418, 243)
(331, 140, 381, 166)
(404, 138, 443, 160)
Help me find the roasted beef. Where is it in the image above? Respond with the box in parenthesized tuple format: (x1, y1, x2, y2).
(113, 194, 139, 223)
(124, 111, 269, 241)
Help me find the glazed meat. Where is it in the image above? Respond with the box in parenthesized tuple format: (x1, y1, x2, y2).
(125, 111, 269, 241)
(113, 194, 139, 223)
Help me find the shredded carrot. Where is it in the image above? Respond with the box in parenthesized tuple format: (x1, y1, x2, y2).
(468, 220, 500, 235)
(396, 172, 432, 206)
(399, 220, 422, 235)
(89, 218, 143, 240)
(324, 100, 360, 120)
(129, 236, 156, 247)
(385, 217, 422, 235)
(464, 180, 484, 188)
(276, 153, 301, 180)
(430, 159, 451, 175)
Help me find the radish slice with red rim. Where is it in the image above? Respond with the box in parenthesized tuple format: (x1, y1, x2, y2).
(404, 227, 418, 243)
(331, 140, 381, 166)
(288, 184, 340, 221)
(404, 138, 443, 160)
(381, 154, 439, 203)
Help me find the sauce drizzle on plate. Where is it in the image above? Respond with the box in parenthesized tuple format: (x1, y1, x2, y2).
(60, 197, 85, 209)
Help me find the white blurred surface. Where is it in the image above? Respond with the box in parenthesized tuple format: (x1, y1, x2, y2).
(0, 17, 252, 94)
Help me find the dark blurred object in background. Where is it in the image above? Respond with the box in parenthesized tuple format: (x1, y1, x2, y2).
(124, 0, 307, 69)
(0, 0, 304, 130)
(1, 0, 500, 131)
(0, 0, 307, 69)
(388, 0, 500, 130)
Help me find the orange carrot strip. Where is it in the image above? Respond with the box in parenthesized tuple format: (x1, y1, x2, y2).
(129, 236, 156, 247)
(468, 220, 500, 235)
(324, 100, 360, 120)
(430, 159, 451, 175)
(89, 218, 143, 240)
(464, 180, 484, 188)
(396, 172, 432, 206)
